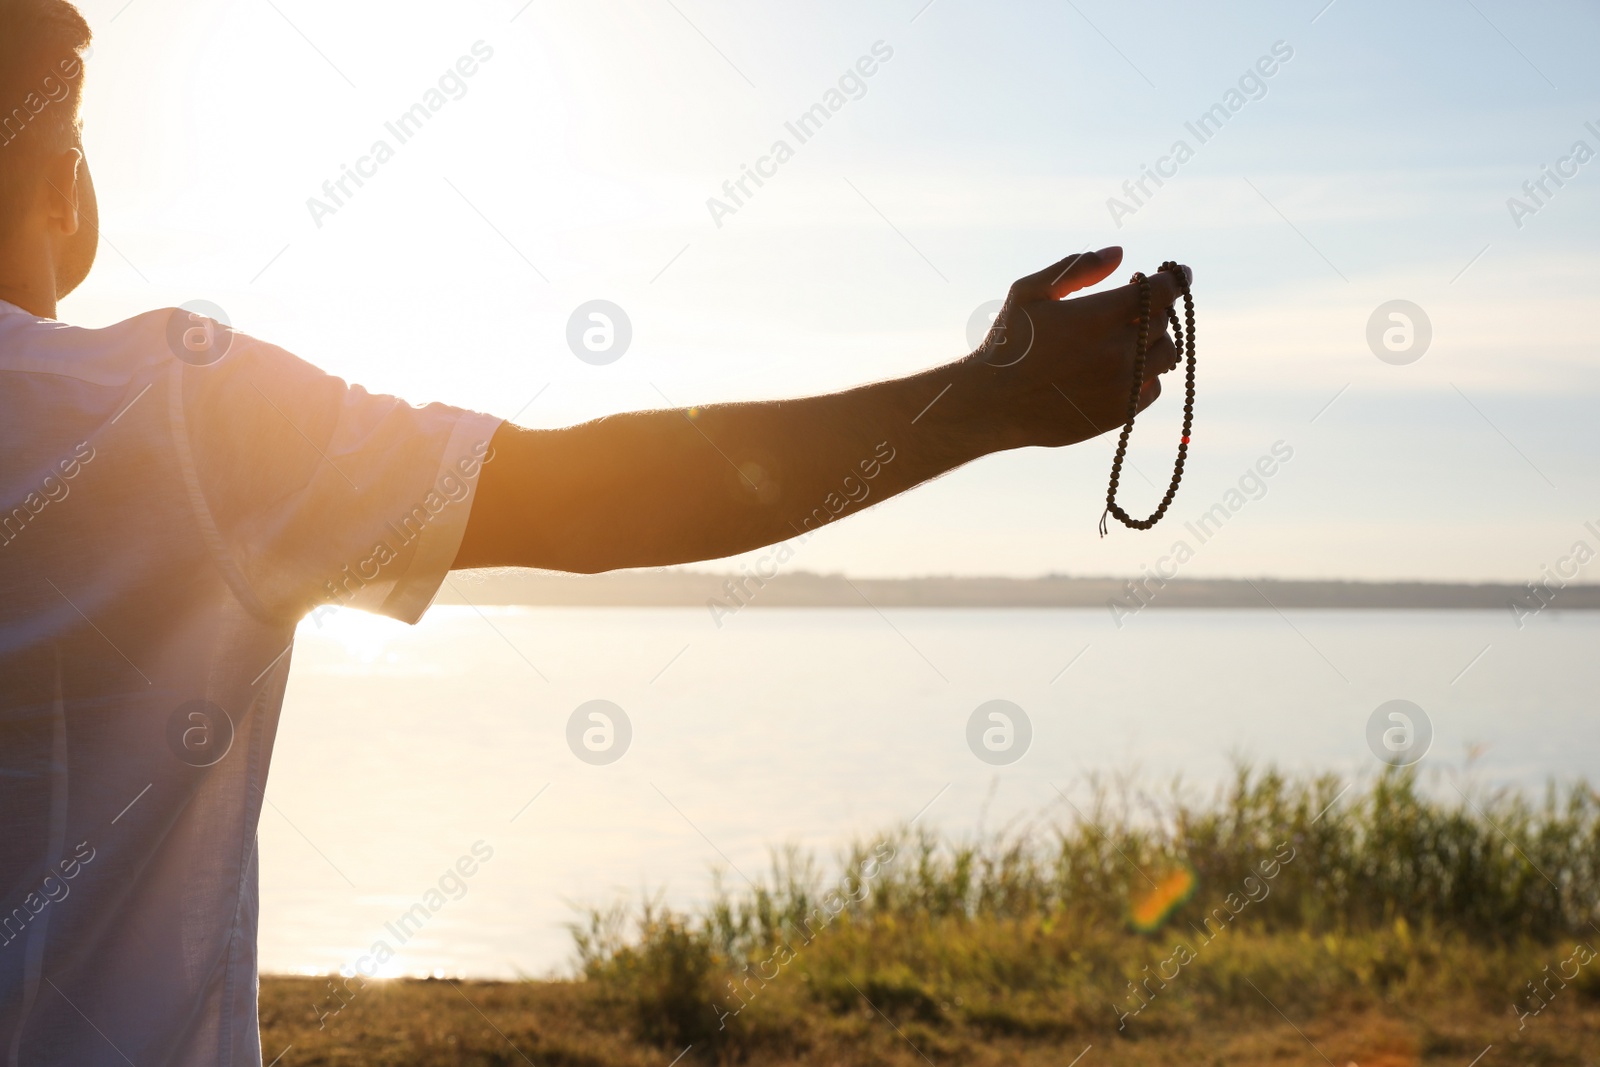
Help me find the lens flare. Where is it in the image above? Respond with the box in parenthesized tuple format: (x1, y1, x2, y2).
(1128, 866, 1196, 933)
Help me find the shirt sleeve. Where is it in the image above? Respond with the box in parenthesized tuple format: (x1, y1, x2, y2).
(172, 328, 503, 625)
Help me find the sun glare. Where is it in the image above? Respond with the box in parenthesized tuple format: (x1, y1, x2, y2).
(299, 607, 408, 665)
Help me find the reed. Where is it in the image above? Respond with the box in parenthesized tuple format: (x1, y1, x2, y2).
(571, 765, 1600, 1052)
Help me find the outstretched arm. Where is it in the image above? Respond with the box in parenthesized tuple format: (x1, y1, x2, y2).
(452, 247, 1188, 574)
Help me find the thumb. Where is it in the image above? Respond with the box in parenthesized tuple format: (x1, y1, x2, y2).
(1011, 246, 1122, 302)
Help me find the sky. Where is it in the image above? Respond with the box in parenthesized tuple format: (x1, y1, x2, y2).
(62, 0, 1600, 582)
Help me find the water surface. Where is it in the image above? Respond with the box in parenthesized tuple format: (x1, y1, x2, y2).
(259, 606, 1598, 978)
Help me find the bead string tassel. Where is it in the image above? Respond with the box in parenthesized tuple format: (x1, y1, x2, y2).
(1100, 260, 1197, 535)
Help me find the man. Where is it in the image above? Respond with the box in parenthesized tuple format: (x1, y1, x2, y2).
(0, 1, 1186, 1063)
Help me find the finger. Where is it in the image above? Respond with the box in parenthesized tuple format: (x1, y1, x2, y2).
(1109, 263, 1194, 321)
(1136, 376, 1162, 412)
(1011, 246, 1122, 302)
(1146, 263, 1193, 312)
(1045, 245, 1123, 299)
(1141, 331, 1179, 379)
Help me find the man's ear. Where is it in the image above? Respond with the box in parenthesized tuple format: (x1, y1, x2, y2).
(40, 148, 84, 238)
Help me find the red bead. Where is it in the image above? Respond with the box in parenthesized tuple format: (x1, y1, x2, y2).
(1181, 435, 1191, 444)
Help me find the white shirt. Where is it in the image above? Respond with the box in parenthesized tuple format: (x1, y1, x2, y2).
(0, 298, 501, 1065)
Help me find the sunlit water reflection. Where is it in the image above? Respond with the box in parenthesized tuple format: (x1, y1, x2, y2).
(259, 605, 1599, 978)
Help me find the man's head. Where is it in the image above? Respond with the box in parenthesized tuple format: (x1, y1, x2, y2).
(0, 0, 94, 315)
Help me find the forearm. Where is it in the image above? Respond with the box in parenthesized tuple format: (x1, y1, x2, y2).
(457, 355, 1021, 573)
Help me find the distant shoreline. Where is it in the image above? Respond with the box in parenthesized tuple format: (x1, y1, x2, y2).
(439, 570, 1597, 612)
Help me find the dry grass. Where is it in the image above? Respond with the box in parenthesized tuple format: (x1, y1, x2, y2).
(259, 967, 1600, 1067)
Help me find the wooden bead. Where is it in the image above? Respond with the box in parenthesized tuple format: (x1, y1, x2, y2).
(1100, 261, 1197, 535)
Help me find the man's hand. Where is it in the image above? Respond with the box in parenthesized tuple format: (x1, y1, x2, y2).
(966, 246, 1188, 449)
(453, 246, 1191, 574)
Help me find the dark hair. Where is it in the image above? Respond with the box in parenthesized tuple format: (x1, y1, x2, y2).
(0, 0, 92, 240)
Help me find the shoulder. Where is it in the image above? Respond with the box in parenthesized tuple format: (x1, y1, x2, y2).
(0, 302, 334, 392)
(0, 305, 231, 387)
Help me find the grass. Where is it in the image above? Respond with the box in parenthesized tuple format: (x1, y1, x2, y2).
(261, 766, 1600, 1066)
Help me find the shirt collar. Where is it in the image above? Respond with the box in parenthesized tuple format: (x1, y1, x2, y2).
(0, 297, 45, 320)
